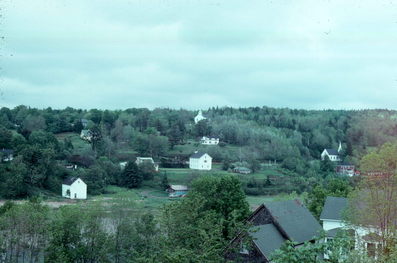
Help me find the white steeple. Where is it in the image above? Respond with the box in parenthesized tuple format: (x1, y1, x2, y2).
(338, 141, 342, 152)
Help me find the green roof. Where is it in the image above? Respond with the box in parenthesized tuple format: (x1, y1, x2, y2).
(264, 200, 322, 244)
(320, 196, 348, 221)
(251, 224, 286, 260)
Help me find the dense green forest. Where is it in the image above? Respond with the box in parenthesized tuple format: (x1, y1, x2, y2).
(1, 105, 397, 198)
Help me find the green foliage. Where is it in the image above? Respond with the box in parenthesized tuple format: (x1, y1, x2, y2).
(121, 161, 143, 188)
(305, 177, 352, 218)
(190, 175, 250, 239)
(161, 171, 169, 190)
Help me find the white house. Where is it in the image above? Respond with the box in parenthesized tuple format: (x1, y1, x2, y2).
(0, 149, 14, 162)
(189, 152, 212, 170)
(200, 136, 219, 145)
(62, 177, 87, 199)
(135, 157, 159, 171)
(320, 196, 381, 258)
(80, 129, 92, 141)
(194, 110, 207, 124)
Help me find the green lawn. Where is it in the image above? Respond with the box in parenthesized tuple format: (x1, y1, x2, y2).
(55, 132, 91, 153)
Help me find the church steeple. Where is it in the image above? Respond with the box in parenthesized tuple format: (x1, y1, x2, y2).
(338, 141, 342, 152)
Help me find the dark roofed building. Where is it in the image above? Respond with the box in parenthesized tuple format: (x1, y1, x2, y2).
(227, 200, 322, 262)
(250, 224, 287, 260)
(0, 149, 14, 162)
(321, 148, 341, 162)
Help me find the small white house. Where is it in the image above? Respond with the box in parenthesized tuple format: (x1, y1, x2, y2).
(189, 152, 212, 170)
(62, 177, 87, 199)
(135, 157, 159, 171)
(200, 136, 219, 145)
(80, 129, 92, 141)
(0, 149, 14, 162)
(194, 110, 207, 124)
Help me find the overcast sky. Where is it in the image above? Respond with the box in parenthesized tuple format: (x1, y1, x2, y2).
(1, 0, 397, 110)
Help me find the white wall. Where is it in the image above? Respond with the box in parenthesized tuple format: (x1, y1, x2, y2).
(322, 219, 346, 231)
(189, 154, 212, 170)
(62, 178, 87, 199)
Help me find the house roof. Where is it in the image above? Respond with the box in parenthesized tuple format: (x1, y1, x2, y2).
(136, 157, 154, 162)
(190, 152, 207, 159)
(324, 149, 339, 155)
(326, 227, 355, 238)
(234, 167, 251, 172)
(251, 224, 287, 260)
(169, 185, 188, 191)
(62, 177, 79, 186)
(320, 196, 348, 221)
(264, 200, 322, 244)
(81, 129, 92, 136)
(0, 149, 14, 154)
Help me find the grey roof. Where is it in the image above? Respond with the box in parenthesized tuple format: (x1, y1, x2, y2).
(251, 224, 286, 260)
(0, 149, 14, 154)
(169, 185, 188, 191)
(264, 200, 322, 244)
(63, 177, 79, 186)
(190, 152, 207, 159)
(320, 196, 348, 221)
(325, 148, 339, 155)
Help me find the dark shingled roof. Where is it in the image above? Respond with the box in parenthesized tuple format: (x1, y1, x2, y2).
(0, 149, 14, 154)
(325, 148, 339, 155)
(251, 224, 286, 259)
(320, 196, 348, 221)
(190, 152, 207, 159)
(63, 177, 79, 186)
(264, 200, 322, 244)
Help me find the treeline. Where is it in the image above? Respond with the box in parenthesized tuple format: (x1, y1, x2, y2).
(0, 176, 249, 263)
(1, 105, 397, 198)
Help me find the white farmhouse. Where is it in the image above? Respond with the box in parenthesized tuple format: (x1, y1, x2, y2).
(320, 196, 381, 258)
(62, 177, 87, 199)
(189, 152, 212, 170)
(194, 110, 207, 124)
(200, 136, 219, 145)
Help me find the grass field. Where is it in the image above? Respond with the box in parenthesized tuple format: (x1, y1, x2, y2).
(55, 132, 91, 153)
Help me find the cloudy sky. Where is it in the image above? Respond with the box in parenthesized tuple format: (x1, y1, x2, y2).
(1, 0, 397, 110)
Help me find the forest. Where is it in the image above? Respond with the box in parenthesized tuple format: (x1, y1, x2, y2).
(1, 105, 397, 262)
(0, 105, 396, 198)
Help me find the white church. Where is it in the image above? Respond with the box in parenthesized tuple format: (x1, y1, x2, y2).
(194, 110, 207, 124)
(321, 142, 342, 162)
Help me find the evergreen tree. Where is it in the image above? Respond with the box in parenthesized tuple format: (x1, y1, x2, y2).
(121, 162, 143, 188)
